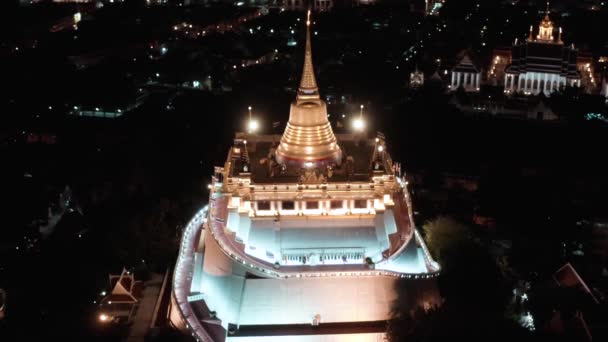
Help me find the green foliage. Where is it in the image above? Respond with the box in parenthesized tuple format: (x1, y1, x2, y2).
(385, 217, 526, 341)
(422, 216, 472, 265)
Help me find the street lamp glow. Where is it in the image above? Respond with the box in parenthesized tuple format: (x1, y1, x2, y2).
(248, 119, 259, 133)
(353, 104, 365, 131)
(99, 313, 110, 322)
(247, 106, 258, 133)
(353, 118, 365, 131)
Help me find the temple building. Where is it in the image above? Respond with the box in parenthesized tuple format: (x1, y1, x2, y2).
(449, 54, 481, 92)
(488, 47, 512, 86)
(170, 11, 440, 342)
(98, 268, 143, 325)
(504, 4, 581, 96)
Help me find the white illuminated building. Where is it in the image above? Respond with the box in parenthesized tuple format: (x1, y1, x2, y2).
(170, 12, 440, 342)
(503, 4, 581, 96)
(449, 54, 481, 92)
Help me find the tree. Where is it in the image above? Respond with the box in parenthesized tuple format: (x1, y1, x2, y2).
(422, 217, 472, 265)
(386, 217, 525, 342)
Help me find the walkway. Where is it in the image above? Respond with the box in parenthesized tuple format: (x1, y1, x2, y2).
(126, 273, 164, 342)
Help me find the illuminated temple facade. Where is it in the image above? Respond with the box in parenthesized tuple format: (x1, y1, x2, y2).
(170, 12, 440, 342)
(504, 6, 580, 96)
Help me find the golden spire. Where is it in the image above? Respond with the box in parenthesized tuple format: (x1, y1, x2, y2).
(275, 10, 342, 167)
(537, 1, 554, 42)
(297, 10, 320, 103)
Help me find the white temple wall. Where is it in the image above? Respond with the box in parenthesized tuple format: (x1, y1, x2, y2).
(199, 232, 248, 329)
(236, 276, 398, 326)
(450, 71, 480, 92)
(505, 71, 570, 96)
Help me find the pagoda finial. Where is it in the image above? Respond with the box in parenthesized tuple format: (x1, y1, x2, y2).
(545, 1, 550, 18)
(297, 9, 320, 102)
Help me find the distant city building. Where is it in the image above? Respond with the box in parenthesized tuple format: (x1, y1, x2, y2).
(425, 0, 444, 16)
(352, 0, 376, 6)
(504, 6, 580, 96)
(488, 47, 512, 86)
(98, 268, 143, 325)
(449, 94, 559, 121)
(284, 0, 334, 12)
(409, 68, 424, 88)
(449, 54, 481, 92)
(573, 53, 600, 93)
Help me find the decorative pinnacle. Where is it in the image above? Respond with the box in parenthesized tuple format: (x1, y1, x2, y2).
(297, 9, 320, 102)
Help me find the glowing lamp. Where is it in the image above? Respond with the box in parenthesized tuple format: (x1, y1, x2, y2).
(353, 118, 365, 131)
(248, 119, 259, 133)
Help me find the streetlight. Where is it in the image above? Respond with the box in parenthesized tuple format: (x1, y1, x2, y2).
(99, 313, 112, 323)
(247, 106, 258, 133)
(352, 104, 365, 132)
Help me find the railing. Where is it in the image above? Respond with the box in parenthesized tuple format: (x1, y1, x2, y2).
(171, 205, 214, 342)
(171, 181, 440, 342)
(207, 190, 439, 280)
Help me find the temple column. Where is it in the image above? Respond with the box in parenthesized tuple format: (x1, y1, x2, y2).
(476, 73, 480, 89)
(451, 72, 455, 88)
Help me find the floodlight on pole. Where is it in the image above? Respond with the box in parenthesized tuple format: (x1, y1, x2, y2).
(352, 104, 365, 132)
(247, 106, 258, 133)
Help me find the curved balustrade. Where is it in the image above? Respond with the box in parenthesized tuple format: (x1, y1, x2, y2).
(171, 179, 440, 342)
(171, 206, 214, 342)
(208, 186, 440, 279)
